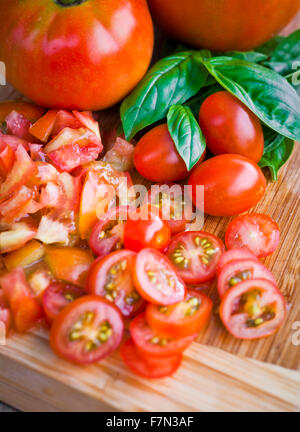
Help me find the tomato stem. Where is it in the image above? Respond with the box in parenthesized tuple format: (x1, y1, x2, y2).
(55, 0, 87, 7)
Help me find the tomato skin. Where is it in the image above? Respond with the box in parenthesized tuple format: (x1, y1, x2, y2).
(147, 0, 300, 51)
(50, 296, 124, 364)
(220, 279, 286, 339)
(0, 222, 37, 254)
(123, 207, 171, 253)
(0, 101, 45, 123)
(121, 338, 182, 378)
(146, 290, 213, 338)
(216, 248, 258, 276)
(225, 214, 280, 258)
(0, 0, 154, 110)
(199, 92, 264, 163)
(188, 154, 266, 217)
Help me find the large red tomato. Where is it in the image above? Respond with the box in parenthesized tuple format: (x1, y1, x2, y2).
(147, 0, 300, 51)
(0, 0, 154, 110)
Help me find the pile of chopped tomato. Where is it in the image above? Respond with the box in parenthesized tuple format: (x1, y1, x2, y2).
(0, 101, 286, 379)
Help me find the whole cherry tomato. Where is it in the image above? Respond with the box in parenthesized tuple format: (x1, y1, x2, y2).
(0, 0, 154, 110)
(147, 0, 300, 51)
(188, 154, 266, 216)
(199, 92, 264, 163)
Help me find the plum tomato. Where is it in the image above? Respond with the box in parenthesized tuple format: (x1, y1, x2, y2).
(146, 290, 212, 338)
(199, 91, 264, 162)
(220, 279, 286, 339)
(50, 296, 124, 365)
(166, 231, 225, 284)
(123, 206, 171, 253)
(120, 338, 182, 379)
(88, 206, 133, 258)
(133, 248, 186, 305)
(217, 259, 276, 299)
(130, 313, 196, 358)
(188, 154, 266, 216)
(225, 213, 280, 258)
(216, 248, 258, 276)
(87, 250, 145, 318)
(42, 282, 86, 324)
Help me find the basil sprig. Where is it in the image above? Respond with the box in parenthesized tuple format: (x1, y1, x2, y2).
(259, 138, 294, 181)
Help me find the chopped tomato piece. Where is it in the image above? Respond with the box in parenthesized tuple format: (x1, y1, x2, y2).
(45, 127, 103, 172)
(28, 162, 59, 187)
(0, 101, 45, 123)
(0, 142, 15, 177)
(103, 137, 134, 171)
(0, 145, 37, 200)
(29, 109, 58, 142)
(0, 267, 43, 333)
(0, 185, 33, 223)
(0, 290, 12, 336)
(216, 248, 258, 276)
(57, 172, 82, 212)
(5, 110, 32, 140)
(27, 268, 52, 302)
(45, 246, 93, 288)
(72, 111, 101, 140)
(0, 133, 29, 151)
(35, 214, 76, 245)
(3, 240, 45, 271)
(28, 143, 46, 161)
(51, 110, 82, 137)
(0, 222, 37, 253)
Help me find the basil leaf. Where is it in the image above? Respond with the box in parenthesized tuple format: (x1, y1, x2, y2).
(226, 51, 268, 63)
(203, 57, 300, 141)
(167, 105, 206, 170)
(185, 84, 223, 117)
(259, 138, 294, 181)
(262, 125, 286, 153)
(263, 30, 300, 76)
(121, 50, 210, 140)
(255, 36, 285, 56)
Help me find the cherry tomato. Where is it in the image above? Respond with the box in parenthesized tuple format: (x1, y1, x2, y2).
(134, 248, 186, 305)
(121, 338, 182, 379)
(146, 290, 212, 338)
(130, 313, 196, 358)
(123, 206, 171, 253)
(87, 250, 145, 318)
(216, 248, 258, 276)
(199, 92, 264, 162)
(50, 296, 124, 365)
(166, 231, 224, 284)
(89, 206, 133, 258)
(217, 259, 276, 299)
(225, 213, 280, 258)
(188, 154, 266, 216)
(220, 279, 286, 339)
(42, 282, 86, 324)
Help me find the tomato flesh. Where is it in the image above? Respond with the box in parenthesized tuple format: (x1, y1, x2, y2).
(50, 296, 124, 365)
(225, 213, 280, 258)
(134, 248, 186, 305)
(166, 231, 224, 284)
(220, 279, 286, 339)
(216, 248, 258, 276)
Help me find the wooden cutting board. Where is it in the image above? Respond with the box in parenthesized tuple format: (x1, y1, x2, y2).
(0, 16, 299, 412)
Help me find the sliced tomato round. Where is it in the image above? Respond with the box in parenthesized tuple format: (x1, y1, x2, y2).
(87, 250, 145, 318)
(130, 313, 196, 358)
(220, 278, 286, 339)
(225, 213, 280, 258)
(50, 296, 124, 365)
(121, 338, 182, 379)
(216, 248, 258, 276)
(218, 259, 276, 299)
(146, 290, 212, 338)
(42, 282, 86, 324)
(166, 231, 225, 284)
(88, 206, 134, 257)
(134, 248, 186, 305)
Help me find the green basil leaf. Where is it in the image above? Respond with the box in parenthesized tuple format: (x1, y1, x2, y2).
(255, 36, 285, 56)
(226, 51, 268, 63)
(259, 138, 294, 181)
(203, 57, 300, 141)
(121, 50, 210, 140)
(262, 125, 286, 154)
(167, 105, 206, 170)
(263, 30, 300, 76)
(184, 84, 223, 117)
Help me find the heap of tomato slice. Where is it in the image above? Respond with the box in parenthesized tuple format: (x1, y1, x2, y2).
(0, 101, 287, 379)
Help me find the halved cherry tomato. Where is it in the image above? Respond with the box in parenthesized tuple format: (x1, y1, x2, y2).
(133, 248, 186, 305)
(216, 248, 258, 276)
(124, 206, 171, 253)
(0, 267, 43, 333)
(0, 101, 45, 123)
(29, 109, 58, 142)
(45, 247, 93, 288)
(42, 282, 85, 324)
(51, 110, 82, 137)
(220, 278, 286, 339)
(0, 290, 12, 336)
(121, 338, 182, 379)
(144, 184, 193, 235)
(88, 206, 133, 258)
(218, 259, 276, 299)
(0, 222, 37, 254)
(130, 313, 195, 358)
(5, 111, 32, 140)
(146, 290, 212, 338)
(50, 296, 124, 365)
(225, 214, 280, 258)
(166, 231, 225, 284)
(3, 240, 45, 271)
(87, 250, 144, 318)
